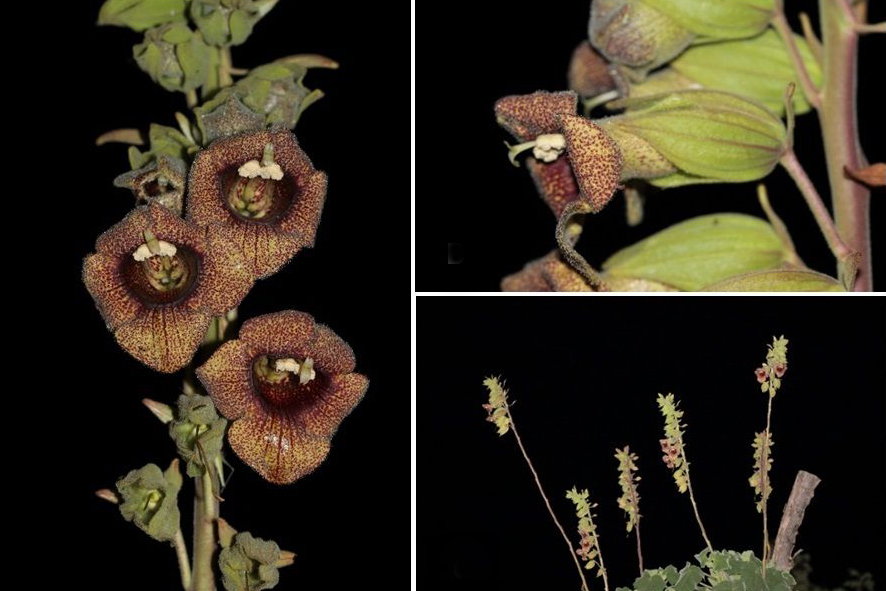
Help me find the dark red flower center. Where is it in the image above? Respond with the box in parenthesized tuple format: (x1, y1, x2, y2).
(251, 355, 328, 408)
(223, 168, 296, 223)
(121, 246, 199, 306)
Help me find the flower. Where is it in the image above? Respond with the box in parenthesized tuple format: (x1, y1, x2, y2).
(83, 204, 254, 372)
(500, 250, 592, 292)
(186, 129, 327, 278)
(195, 310, 368, 484)
(113, 154, 188, 215)
(116, 460, 183, 542)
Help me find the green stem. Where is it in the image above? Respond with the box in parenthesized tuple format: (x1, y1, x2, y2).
(173, 529, 192, 590)
(771, 11, 822, 110)
(219, 47, 234, 88)
(819, 0, 872, 290)
(186, 89, 199, 109)
(192, 472, 218, 591)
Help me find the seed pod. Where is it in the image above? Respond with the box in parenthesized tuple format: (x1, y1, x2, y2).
(628, 30, 822, 115)
(599, 90, 788, 187)
(601, 213, 791, 291)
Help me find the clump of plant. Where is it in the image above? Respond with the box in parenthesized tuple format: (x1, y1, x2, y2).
(496, 0, 884, 292)
(88, 2, 368, 589)
(480, 336, 864, 590)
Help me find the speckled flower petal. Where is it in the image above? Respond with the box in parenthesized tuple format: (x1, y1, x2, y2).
(95, 205, 204, 258)
(275, 170, 327, 246)
(195, 340, 258, 419)
(526, 156, 580, 217)
(309, 324, 356, 374)
(239, 310, 315, 356)
(83, 253, 147, 329)
(501, 250, 593, 292)
(494, 91, 578, 142)
(301, 373, 369, 437)
(559, 115, 623, 212)
(227, 414, 331, 484)
(115, 308, 211, 373)
(190, 226, 255, 315)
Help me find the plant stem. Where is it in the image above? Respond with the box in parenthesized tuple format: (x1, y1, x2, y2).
(173, 529, 192, 590)
(505, 407, 590, 591)
(219, 48, 234, 88)
(819, 0, 872, 290)
(192, 471, 218, 591)
(761, 395, 774, 569)
(772, 11, 822, 110)
(779, 150, 853, 263)
(683, 465, 713, 553)
(186, 89, 198, 109)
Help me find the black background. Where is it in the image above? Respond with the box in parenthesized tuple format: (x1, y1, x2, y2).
(417, 297, 885, 590)
(417, 1, 885, 291)
(20, 1, 409, 589)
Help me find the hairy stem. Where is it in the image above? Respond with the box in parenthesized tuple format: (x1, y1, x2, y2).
(819, 0, 872, 290)
(505, 407, 590, 591)
(771, 11, 822, 109)
(192, 471, 218, 591)
(779, 150, 853, 263)
(761, 395, 774, 569)
(219, 47, 234, 88)
(173, 529, 193, 590)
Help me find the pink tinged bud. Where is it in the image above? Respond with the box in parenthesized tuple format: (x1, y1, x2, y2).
(558, 115, 623, 213)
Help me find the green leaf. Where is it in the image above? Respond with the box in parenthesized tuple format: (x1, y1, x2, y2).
(602, 214, 787, 291)
(98, 0, 186, 32)
(701, 268, 844, 291)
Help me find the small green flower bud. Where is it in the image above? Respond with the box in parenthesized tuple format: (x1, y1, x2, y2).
(602, 213, 793, 291)
(98, 0, 186, 32)
(641, 0, 775, 41)
(127, 123, 197, 170)
(219, 532, 282, 591)
(133, 22, 212, 93)
(190, 0, 279, 47)
(599, 90, 788, 187)
(169, 394, 227, 477)
(590, 0, 695, 80)
(629, 30, 822, 115)
(116, 460, 182, 542)
(142, 398, 175, 424)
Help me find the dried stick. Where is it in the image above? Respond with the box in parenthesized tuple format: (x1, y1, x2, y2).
(771, 470, 821, 570)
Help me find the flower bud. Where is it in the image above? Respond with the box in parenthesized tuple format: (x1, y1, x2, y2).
(190, 0, 279, 47)
(116, 460, 182, 542)
(568, 40, 617, 99)
(641, 0, 775, 41)
(602, 213, 792, 291)
(628, 30, 822, 115)
(169, 394, 228, 477)
(702, 269, 844, 291)
(219, 532, 282, 591)
(590, 0, 694, 80)
(98, 0, 186, 32)
(133, 22, 212, 93)
(599, 90, 788, 187)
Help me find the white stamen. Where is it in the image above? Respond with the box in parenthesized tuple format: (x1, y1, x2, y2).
(299, 357, 316, 385)
(238, 160, 284, 180)
(532, 133, 566, 163)
(274, 358, 301, 373)
(132, 240, 177, 261)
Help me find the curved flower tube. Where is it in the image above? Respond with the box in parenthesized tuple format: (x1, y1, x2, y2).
(83, 204, 254, 372)
(196, 310, 368, 484)
(187, 129, 327, 278)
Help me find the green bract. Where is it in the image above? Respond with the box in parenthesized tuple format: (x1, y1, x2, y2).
(702, 268, 845, 291)
(190, 0, 279, 47)
(98, 0, 186, 32)
(602, 214, 789, 291)
(219, 532, 282, 591)
(134, 22, 212, 92)
(629, 30, 822, 115)
(599, 90, 787, 187)
(128, 123, 197, 169)
(641, 0, 775, 41)
(169, 394, 227, 477)
(116, 462, 182, 542)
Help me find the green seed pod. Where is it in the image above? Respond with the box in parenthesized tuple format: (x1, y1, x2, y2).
(169, 394, 227, 477)
(116, 461, 182, 542)
(219, 532, 282, 591)
(590, 0, 694, 80)
(190, 0, 279, 47)
(602, 213, 791, 291)
(641, 0, 776, 41)
(628, 30, 822, 115)
(133, 22, 212, 93)
(98, 0, 186, 32)
(599, 90, 787, 187)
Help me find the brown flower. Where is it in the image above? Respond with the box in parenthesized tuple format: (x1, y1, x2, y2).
(83, 204, 254, 372)
(196, 311, 368, 484)
(558, 114, 622, 213)
(186, 129, 327, 278)
(568, 40, 617, 99)
(500, 250, 592, 292)
(113, 155, 188, 215)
